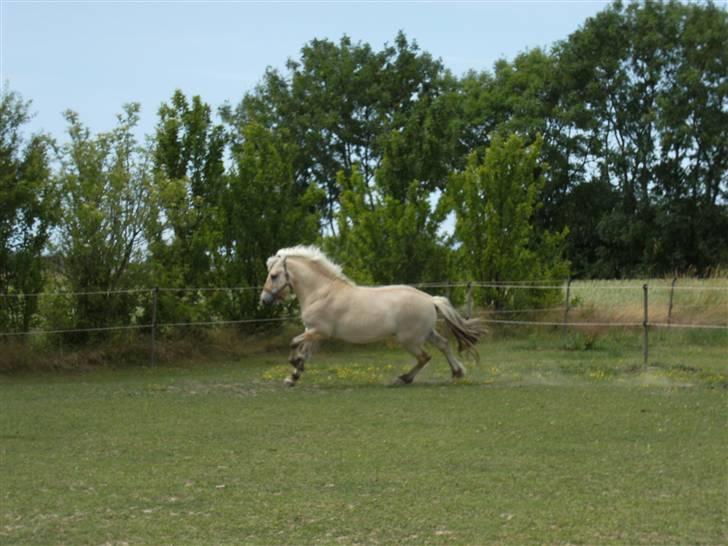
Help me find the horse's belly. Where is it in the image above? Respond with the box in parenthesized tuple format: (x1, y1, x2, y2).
(331, 287, 435, 344)
(334, 310, 398, 343)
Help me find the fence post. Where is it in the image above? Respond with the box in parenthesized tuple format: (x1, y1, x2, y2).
(151, 287, 158, 367)
(562, 278, 572, 339)
(667, 277, 677, 326)
(466, 282, 473, 319)
(446, 280, 452, 302)
(643, 283, 649, 367)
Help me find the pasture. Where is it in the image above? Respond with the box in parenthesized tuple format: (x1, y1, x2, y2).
(1, 332, 726, 545)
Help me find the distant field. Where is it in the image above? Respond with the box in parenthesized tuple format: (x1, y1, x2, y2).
(1, 333, 726, 545)
(567, 278, 728, 326)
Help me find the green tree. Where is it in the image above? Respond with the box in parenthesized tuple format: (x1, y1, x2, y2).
(456, 1, 727, 276)
(334, 166, 449, 285)
(0, 89, 57, 333)
(217, 122, 322, 319)
(146, 91, 227, 327)
(232, 32, 460, 234)
(148, 91, 225, 289)
(458, 48, 595, 276)
(56, 104, 153, 337)
(449, 134, 569, 308)
(554, 0, 728, 275)
(328, 60, 460, 285)
(155, 91, 225, 202)
(651, 0, 728, 271)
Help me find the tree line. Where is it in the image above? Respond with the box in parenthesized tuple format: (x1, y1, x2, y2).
(1, 0, 726, 337)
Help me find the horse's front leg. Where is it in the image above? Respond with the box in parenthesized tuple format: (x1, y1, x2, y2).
(285, 330, 322, 386)
(288, 332, 307, 367)
(286, 333, 308, 385)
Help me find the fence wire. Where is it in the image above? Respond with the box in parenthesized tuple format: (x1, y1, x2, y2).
(1, 281, 726, 339)
(2, 280, 727, 300)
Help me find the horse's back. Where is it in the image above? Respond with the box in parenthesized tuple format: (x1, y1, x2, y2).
(321, 284, 435, 344)
(355, 284, 434, 310)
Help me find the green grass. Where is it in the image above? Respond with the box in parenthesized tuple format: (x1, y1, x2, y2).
(1, 334, 726, 545)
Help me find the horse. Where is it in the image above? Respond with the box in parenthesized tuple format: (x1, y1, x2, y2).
(259, 245, 487, 386)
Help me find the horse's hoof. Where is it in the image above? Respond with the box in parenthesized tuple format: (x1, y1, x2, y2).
(452, 369, 465, 379)
(284, 377, 297, 387)
(394, 374, 413, 386)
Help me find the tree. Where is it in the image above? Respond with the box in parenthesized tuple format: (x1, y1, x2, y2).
(554, 0, 728, 275)
(329, 63, 460, 285)
(334, 166, 449, 285)
(449, 134, 569, 308)
(231, 32, 459, 233)
(56, 104, 153, 336)
(155, 91, 225, 202)
(145, 91, 228, 327)
(650, 0, 728, 272)
(148, 90, 225, 290)
(217, 122, 323, 320)
(0, 88, 57, 333)
(458, 48, 598, 277)
(455, 1, 727, 276)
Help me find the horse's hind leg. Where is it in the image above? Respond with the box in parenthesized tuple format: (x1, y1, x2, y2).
(428, 330, 466, 379)
(396, 344, 431, 385)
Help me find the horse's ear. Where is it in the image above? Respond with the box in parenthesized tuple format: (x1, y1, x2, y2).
(266, 255, 278, 271)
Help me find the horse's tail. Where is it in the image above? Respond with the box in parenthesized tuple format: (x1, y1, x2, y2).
(432, 296, 488, 356)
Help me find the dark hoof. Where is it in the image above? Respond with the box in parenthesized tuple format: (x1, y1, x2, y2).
(395, 374, 414, 385)
(452, 369, 465, 379)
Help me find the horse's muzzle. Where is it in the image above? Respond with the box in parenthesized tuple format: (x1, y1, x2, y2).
(260, 291, 274, 306)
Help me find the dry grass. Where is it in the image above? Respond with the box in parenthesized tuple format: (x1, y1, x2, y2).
(568, 278, 727, 326)
(0, 324, 302, 373)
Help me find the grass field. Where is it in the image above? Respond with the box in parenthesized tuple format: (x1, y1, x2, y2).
(567, 277, 728, 326)
(1, 332, 726, 545)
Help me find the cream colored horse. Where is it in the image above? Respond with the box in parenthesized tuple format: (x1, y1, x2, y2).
(260, 245, 486, 386)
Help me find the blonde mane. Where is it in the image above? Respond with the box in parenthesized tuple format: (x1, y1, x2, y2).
(268, 245, 353, 284)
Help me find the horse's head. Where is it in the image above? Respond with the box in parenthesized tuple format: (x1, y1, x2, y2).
(260, 255, 292, 305)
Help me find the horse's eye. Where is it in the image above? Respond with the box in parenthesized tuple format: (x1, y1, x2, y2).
(271, 273, 279, 281)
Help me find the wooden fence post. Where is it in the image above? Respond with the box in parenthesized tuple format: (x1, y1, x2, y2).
(643, 283, 649, 366)
(562, 278, 572, 339)
(667, 277, 677, 326)
(151, 287, 158, 366)
(466, 282, 473, 319)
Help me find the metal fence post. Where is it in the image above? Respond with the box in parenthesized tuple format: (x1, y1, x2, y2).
(562, 278, 572, 339)
(667, 277, 677, 326)
(466, 282, 473, 319)
(643, 283, 649, 366)
(151, 287, 158, 366)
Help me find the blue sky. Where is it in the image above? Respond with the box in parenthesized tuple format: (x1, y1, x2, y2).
(3, 0, 609, 142)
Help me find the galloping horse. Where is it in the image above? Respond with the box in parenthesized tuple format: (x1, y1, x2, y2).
(260, 245, 486, 386)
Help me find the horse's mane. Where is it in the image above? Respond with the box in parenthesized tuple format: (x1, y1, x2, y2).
(268, 245, 354, 285)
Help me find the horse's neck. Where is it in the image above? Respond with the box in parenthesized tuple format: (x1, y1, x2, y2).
(289, 258, 339, 309)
